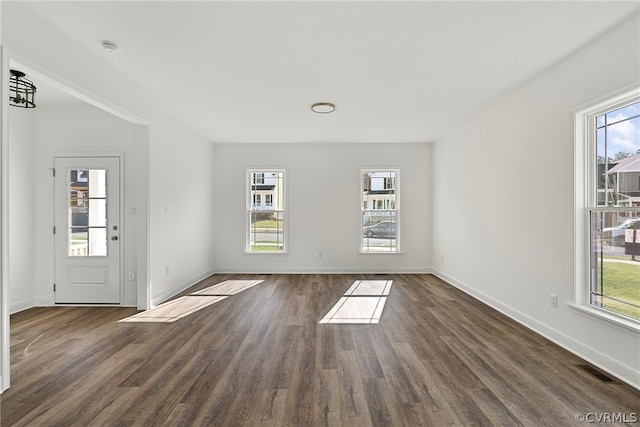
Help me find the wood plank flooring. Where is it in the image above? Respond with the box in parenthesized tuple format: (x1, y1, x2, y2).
(2, 274, 639, 426)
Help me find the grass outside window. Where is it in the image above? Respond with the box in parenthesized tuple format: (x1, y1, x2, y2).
(595, 257, 640, 320)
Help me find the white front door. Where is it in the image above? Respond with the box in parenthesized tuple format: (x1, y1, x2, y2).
(54, 157, 121, 304)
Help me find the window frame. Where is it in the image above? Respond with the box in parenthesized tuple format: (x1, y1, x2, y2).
(246, 168, 287, 254)
(360, 168, 401, 254)
(573, 87, 640, 331)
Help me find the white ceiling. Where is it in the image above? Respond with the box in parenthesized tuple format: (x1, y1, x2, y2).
(5, 1, 639, 143)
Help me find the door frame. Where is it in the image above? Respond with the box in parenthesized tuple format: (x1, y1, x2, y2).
(1, 46, 10, 393)
(53, 154, 124, 305)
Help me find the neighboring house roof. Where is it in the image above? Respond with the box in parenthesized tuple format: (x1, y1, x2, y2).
(608, 153, 640, 174)
(366, 190, 395, 195)
(252, 185, 276, 191)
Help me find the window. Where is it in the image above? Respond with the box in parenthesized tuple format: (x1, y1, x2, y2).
(247, 169, 286, 252)
(575, 89, 640, 325)
(253, 173, 264, 185)
(361, 169, 400, 253)
(68, 168, 108, 257)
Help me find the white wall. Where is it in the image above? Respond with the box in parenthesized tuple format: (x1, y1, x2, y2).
(7, 107, 35, 312)
(148, 122, 215, 306)
(213, 142, 431, 273)
(32, 104, 145, 307)
(432, 15, 640, 387)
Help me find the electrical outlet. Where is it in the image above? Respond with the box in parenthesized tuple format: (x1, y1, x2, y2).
(550, 294, 558, 308)
(165, 266, 170, 276)
(128, 272, 135, 281)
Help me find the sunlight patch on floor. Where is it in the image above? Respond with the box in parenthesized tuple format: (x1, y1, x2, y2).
(192, 279, 264, 296)
(343, 279, 392, 296)
(119, 279, 265, 323)
(119, 295, 227, 323)
(320, 280, 393, 324)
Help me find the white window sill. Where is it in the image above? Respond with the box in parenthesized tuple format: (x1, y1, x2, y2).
(567, 303, 640, 335)
(359, 251, 404, 255)
(245, 251, 288, 255)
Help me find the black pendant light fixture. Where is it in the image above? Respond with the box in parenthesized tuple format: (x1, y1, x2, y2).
(9, 69, 37, 108)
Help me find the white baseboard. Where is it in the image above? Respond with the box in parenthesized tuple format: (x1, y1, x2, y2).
(10, 298, 36, 315)
(431, 269, 640, 390)
(122, 297, 137, 307)
(212, 266, 432, 274)
(35, 297, 51, 307)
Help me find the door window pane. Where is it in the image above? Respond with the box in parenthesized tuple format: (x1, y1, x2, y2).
(68, 168, 109, 257)
(89, 227, 108, 256)
(70, 230, 88, 256)
(88, 199, 107, 227)
(88, 169, 107, 198)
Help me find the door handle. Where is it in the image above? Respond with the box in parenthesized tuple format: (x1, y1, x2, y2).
(111, 236, 119, 241)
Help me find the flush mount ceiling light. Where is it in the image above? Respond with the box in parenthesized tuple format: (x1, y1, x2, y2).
(9, 70, 37, 109)
(311, 102, 335, 114)
(101, 40, 119, 53)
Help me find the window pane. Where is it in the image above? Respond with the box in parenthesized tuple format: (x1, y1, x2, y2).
(247, 170, 285, 252)
(252, 172, 265, 185)
(73, 169, 89, 185)
(606, 103, 640, 126)
(606, 117, 639, 162)
(590, 210, 640, 321)
(362, 172, 396, 210)
(596, 128, 608, 206)
(88, 169, 107, 198)
(88, 199, 107, 227)
(69, 229, 88, 256)
(69, 169, 89, 256)
(71, 206, 88, 229)
(249, 210, 284, 252)
(595, 102, 640, 207)
(362, 211, 397, 252)
(89, 227, 108, 256)
(362, 170, 399, 253)
(70, 170, 88, 206)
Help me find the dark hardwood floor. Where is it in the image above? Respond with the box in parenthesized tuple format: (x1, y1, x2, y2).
(2, 274, 638, 426)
